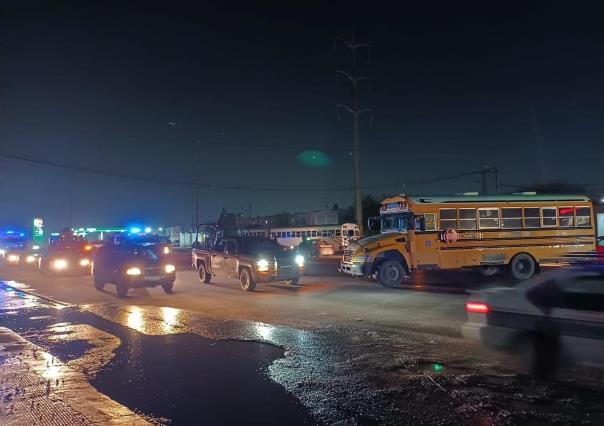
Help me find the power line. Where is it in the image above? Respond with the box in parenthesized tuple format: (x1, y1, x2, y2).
(0, 151, 487, 192)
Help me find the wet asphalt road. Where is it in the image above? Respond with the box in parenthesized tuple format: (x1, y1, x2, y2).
(0, 288, 312, 425)
(2, 263, 604, 425)
(0, 261, 493, 338)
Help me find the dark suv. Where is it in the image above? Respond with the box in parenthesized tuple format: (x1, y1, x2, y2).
(93, 234, 175, 298)
(192, 236, 304, 291)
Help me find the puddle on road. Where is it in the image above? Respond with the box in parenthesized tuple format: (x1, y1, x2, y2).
(0, 286, 314, 425)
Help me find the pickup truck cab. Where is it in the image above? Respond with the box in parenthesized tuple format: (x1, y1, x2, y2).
(192, 236, 304, 291)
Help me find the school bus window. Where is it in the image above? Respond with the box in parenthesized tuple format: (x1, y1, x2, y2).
(541, 207, 557, 227)
(312, 231, 317, 237)
(558, 207, 574, 227)
(575, 207, 591, 227)
(439, 209, 457, 230)
(459, 209, 477, 230)
(524, 207, 540, 228)
(336, 230, 341, 236)
(478, 208, 500, 229)
(501, 208, 522, 229)
(423, 213, 437, 231)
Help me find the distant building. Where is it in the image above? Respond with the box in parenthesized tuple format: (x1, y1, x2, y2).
(219, 206, 347, 231)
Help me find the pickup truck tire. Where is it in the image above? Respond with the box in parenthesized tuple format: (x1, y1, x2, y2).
(198, 263, 212, 284)
(162, 282, 174, 294)
(116, 283, 129, 298)
(377, 260, 405, 288)
(239, 268, 256, 291)
(40, 260, 52, 277)
(289, 276, 300, 285)
(93, 274, 105, 291)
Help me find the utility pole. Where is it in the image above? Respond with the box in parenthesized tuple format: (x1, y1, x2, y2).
(480, 166, 499, 194)
(195, 140, 201, 230)
(335, 31, 373, 236)
(68, 169, 74, 227)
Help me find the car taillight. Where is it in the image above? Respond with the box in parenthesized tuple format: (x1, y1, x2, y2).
(466, 302, 489, 314)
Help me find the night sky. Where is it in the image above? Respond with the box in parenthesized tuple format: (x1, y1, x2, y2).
(1, 1, 603, 232)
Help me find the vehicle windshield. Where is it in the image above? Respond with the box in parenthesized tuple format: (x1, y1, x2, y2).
(380, 213, 410, 233)
(125, 234, 170, 245)
(241, 238, 287, 255)
(132, 247, 160, 261)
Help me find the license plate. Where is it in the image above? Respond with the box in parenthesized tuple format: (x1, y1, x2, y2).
(146, 275, 163, 281)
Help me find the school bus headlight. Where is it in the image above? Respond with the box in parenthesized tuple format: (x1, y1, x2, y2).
(256, 259, 270, 272)
(353, 255, 372, 263)
(295, 255, 305, 268)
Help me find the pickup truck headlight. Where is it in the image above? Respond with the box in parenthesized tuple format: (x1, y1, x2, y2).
(7, 254, 20, 263)
(26, 255, 36, 263)
(126, 267, 142, 276)
(256, 259, 269, 272)
(295, 255, 305, 268)
(79, 258, 91, 267)
(53, 259, 68, 270)
(353, 255, 372, 263)
(165, 264, 176, 273)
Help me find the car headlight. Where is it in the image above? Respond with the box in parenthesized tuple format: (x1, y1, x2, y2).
(165, 264, 176, 273)
(53, 259, 68, 270)
(163, 246, 171, 255)
(256, 259, 269, 272)
(353, 255, 372, 263)
(32, 245, 40, 250)
(295, 254, 305, 268)
(79, 258, 91, 267)
(126, 267, 142, 276)
(7, 254, 19, 263)
(26, 255, 36, 263)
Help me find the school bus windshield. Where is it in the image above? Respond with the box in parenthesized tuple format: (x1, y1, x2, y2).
(381, 212, 410, 233)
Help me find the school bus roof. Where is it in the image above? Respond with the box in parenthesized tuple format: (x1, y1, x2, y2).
(407, 194, 590, 204)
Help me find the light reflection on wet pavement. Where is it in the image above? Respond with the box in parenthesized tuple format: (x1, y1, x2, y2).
(0, 284, 314, 425)
(2, 280, 604, 425)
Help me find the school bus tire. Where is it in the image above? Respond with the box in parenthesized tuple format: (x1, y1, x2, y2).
(508, 253, 536, 281)
(377, 260, 406, 288)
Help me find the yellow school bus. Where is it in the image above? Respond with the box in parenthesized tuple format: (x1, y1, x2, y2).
(339, 193, 596, 286)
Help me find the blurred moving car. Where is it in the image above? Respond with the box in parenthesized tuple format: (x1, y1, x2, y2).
(597, 236, 604, 254)
(38, 239, 93, 276)
(192, 236, 304, 291)
(3, 242, 45, 268)
(0, 230, 28, 266)
(462, 268, 604, 378)
(93, 233, 175, 298)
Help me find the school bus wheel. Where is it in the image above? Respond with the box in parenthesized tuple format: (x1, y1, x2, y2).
(507, 253, 537, 281)
(377, 260, 406, 288)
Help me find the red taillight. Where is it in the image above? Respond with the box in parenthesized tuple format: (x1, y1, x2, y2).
(466, 302, 489, 314)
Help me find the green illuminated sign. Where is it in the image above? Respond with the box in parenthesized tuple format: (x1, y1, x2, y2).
(32, 217, 44, 242)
